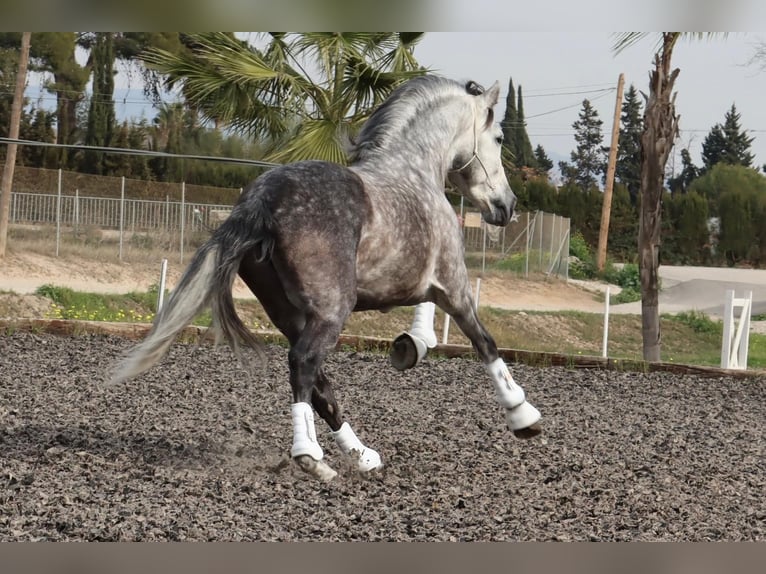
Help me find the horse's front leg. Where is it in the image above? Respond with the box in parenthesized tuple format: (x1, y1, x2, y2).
(441, 291, 542, 438)
(390, 302, 438, 370)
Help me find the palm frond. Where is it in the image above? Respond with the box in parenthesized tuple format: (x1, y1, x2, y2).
(267, 118, 349, 164)
(612, 32, 729, 54)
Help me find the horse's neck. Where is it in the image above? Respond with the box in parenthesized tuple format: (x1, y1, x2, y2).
(352, 110, 468, 193)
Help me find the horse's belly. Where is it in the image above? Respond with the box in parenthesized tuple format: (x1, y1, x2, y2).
(354, 265, 430, 311)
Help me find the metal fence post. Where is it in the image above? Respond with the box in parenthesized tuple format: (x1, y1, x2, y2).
(119, 176, 125, 260)
(55, 168, 62, 257)
(538, 211, 544, 271)
(524, 212, 530, 278)
(74, 189, 79, 235)
(180, 181, 186, 263)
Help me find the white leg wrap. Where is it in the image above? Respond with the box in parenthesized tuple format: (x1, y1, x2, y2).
(332, 422, 383, 472)
(486, 358, 526, 409)
(290, 402, 324, 461)
(505, 401, 542, 431)
(409, 302, 438, 348)
(486, 358, 542, 431)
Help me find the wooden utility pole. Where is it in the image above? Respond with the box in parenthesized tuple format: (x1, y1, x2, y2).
(596, 73, 625, 272)
(0, 32, 31, 259)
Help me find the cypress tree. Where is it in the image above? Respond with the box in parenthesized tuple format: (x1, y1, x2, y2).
(500, 77, 519, 165)
(515, 84, 536, 168)
(83, 32, 116, 175)
(615, 84, 643, 204)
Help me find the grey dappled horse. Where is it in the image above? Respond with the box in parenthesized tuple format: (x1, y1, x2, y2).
(110, 75, 542, 481)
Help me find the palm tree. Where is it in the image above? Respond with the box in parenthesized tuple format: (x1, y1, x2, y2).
(140, 32, 426, 164)
(612, 33, 725, 362)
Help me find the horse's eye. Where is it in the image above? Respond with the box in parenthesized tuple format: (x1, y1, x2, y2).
(495, 135, 504, 145)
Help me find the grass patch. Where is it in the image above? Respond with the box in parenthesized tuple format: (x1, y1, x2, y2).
(19, 284, 766, 370)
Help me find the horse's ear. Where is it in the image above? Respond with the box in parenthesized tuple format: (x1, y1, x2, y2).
(484, 81, 501, 107)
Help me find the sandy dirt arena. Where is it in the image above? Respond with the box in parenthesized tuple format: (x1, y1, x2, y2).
(1, 331, 763, 541)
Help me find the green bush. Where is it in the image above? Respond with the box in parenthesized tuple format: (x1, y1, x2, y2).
(569, 231, 591, 261)
(614, 263, 640, 290)
(670, 310, 721, 334)
(568, 231, 597, 280)
(610, 286, 641, 305)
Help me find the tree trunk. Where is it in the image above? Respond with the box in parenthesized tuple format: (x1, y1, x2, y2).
(0, 32, 31, 259)
(638, 34, 680, 361)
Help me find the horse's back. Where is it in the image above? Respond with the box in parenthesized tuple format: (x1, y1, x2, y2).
(242, 160, 369, 226)
(234, 161, 371, 287)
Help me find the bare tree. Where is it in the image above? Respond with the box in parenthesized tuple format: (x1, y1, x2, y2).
(0, 31, 31, 259)
(613, 33, 724, 361)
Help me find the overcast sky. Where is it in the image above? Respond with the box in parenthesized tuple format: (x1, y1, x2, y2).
(29, 31, 766, 175)
(413, 32, 766, 172)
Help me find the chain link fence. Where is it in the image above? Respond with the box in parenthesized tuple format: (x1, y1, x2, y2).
(7, 168, 570, 279)
(460, 208, 570, 279)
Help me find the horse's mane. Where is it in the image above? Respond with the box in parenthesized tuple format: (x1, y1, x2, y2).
(348, 75, 483, 164)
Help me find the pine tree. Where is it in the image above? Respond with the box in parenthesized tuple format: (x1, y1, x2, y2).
(533, 144, 553, 175)
(721, 103, 754, 167)
(615, 84, 643, 204)
(668, 148, 699, 194)
(559, 99, 606, 190)
(701, 124, 727, 172)
(701, 103, 755, 172)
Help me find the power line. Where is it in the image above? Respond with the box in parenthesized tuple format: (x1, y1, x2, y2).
(0, 137, 280, 168)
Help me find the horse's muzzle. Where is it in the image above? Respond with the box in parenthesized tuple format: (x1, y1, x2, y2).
(486, 196, 515, 227)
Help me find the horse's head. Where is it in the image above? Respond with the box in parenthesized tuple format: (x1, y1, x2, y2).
(447, 80, 516, 227)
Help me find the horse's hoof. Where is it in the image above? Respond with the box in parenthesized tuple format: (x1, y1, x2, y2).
(349, 448, 383, 473)
(390, 332, 427, 371)
(513, 423, 542, 439)
(293, 455, 338, 481)
(505, 401, 541, 433)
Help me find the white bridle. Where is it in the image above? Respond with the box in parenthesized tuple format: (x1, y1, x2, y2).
(448, 114, 497, 191)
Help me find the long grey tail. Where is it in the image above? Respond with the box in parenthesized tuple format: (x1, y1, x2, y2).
(109, 211, 269, 385)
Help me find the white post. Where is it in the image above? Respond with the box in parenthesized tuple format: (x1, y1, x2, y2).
(474, 277, 481, 311)
(441, 314, 451, 345)
(55, 168, 62, 257)
(119, 176, 125, 260)
(721, 290, 734, 368)
(180, 181, 186, 263)
(721, 290, 752, 369)
(602, 286, 611, 358)
(157, 258, 168, 312)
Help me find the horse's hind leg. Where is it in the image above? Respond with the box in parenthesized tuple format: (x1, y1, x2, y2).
(313, 370, 382, 472)
(287, 314, 383, 479)
(437, 288, 542, 438)
(240, 258, 381, 479)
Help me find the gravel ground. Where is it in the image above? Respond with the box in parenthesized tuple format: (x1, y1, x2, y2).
(1, 331, 764, 541)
